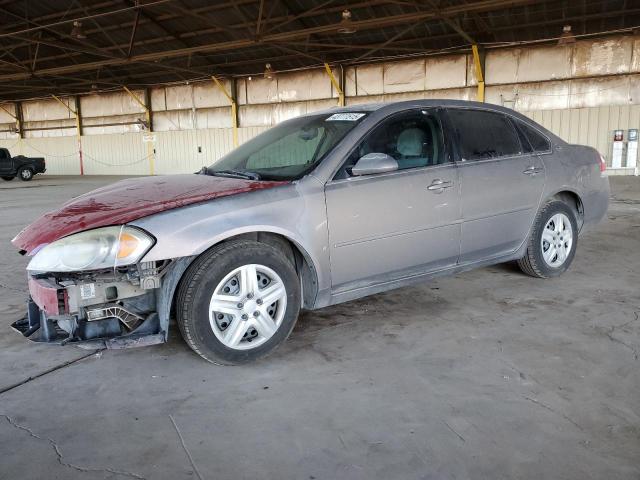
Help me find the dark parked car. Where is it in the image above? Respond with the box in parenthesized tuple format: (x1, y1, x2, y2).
(11, 100, 609, 364)
(0, 148, 46, 181)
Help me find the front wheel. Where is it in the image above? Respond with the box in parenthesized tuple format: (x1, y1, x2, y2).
(517, 200, 578, 278)
(176, 240, 301, 365)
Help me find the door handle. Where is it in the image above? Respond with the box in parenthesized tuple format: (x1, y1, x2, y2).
(427, 179, 453, 192)
(523, 166, 543, 175)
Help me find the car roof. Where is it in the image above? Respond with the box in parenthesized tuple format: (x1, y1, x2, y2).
(309, 99, 563, 144)
(328, 99, 514, 114)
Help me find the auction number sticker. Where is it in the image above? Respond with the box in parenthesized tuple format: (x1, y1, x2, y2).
(326, 113, 365, 121)
(80, 283, 96, 300)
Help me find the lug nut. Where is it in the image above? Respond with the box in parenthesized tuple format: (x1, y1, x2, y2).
(237, 302, 244, 308)
(247, 293, 254, 299)
(253, 311, 260, 317)
(256, 299, 263, 305)
(241, 313, 248, 320)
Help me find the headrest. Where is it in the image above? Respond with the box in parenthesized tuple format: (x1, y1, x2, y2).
(397, 128, 426, 157)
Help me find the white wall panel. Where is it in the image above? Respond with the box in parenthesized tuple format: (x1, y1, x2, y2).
(81, 90, 145, 117)
(22, 98, 73, 121)
(518, 45, 572, 82)
(165, 84, 194, 110)
(572, 37, 633, 77)
(247, 77, 279, 104)
(383, 59, 425, 93)
(154, 128, 237, 174)
(193, 81, 233, 108)
(0, 103, 16, 123)
(486, 48, 519, 85)
(277, 69, 332, 102)
(425, 54, 467, 90)
(351, 64, 384, 96)
(82, 132, 150, 175)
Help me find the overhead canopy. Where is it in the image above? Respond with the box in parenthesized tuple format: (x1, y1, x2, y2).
(0, 0, 639, 100)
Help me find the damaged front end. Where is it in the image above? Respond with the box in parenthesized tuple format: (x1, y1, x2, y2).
(12, 259, 188, 349)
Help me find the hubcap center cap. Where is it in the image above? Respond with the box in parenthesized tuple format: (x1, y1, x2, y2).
(243, 299, 258, 314)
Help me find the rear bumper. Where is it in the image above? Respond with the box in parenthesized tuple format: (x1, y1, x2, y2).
(581, 174, 610, 233)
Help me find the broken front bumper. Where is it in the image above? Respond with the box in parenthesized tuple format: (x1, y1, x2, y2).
(12, 266, 168, 349)
(10, 257, 193, 350)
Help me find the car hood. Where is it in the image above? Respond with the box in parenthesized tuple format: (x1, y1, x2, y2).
(13, 174, 288, 254)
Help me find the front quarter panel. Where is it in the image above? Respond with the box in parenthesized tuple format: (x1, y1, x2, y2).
(130, 178, 331, 305)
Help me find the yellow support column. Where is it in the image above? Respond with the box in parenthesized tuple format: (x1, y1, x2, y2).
(324, 63, 344, 107)
(472, 44, 485, 103)
(211, 76, 238, 147)
(52, 95, 84, 175)
(123, 86, 155, 175)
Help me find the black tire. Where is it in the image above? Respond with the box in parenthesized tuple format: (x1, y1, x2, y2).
(18, 167, 33, 181)
(1, 176, 14, 181)
(176, 239, 301, 365)
(517, 200, 578, 278)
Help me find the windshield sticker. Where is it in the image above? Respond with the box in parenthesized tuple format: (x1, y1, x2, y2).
(326, 112, 366, 121)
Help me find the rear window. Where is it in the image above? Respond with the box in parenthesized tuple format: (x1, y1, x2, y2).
(448, 109, 522, 160)
(517, 120, 551, 153)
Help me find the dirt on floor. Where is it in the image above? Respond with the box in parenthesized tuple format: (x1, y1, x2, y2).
(0, 175, 638, 480)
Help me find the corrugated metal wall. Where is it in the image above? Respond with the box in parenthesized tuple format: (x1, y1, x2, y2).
(523, 104, 640, 169)
(1, 35, 639, 175)
(1, 106, 637, 175)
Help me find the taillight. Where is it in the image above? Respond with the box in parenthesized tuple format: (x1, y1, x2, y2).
(599, 154, 606, 172)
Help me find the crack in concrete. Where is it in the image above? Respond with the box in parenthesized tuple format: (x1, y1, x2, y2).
(442, 420, 466, 443)
(169, 414, 204, 480)
(605, 329, 639, 361)
(0, 349, 104, 395)
(2, 415, 145, 479)
(521, 395, 584, 431)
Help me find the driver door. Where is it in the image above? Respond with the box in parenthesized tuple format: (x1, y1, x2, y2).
(325, 109, 461, 294)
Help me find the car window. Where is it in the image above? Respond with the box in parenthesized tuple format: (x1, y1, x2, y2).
(340, 109, 446, 177)
(210, 112, 367, 180)
(517, 120, 551, 153)
(448, 109, 522, 160)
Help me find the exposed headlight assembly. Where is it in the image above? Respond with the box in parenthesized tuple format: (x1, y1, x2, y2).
(27, 226, 154, 273)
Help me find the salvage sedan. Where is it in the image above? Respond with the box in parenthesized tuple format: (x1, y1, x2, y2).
(11, 100, 610, 364)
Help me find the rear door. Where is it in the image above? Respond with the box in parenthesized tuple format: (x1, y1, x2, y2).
(325, 108, 461, 293)
(446, 108, 546, 263)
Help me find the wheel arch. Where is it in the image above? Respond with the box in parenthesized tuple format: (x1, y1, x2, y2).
(548, 189, 584, 231)
(169, 229, 320, 323)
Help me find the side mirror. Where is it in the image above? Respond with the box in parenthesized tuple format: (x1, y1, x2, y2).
(351, 153, 398, 176)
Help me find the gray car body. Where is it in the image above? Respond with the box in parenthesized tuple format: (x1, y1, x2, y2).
(133, 99, 610, 312)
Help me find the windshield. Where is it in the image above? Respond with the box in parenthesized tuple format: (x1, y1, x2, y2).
(208, 112, 368, 180)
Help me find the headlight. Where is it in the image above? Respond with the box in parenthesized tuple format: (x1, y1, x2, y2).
(27, 226, 154, 273)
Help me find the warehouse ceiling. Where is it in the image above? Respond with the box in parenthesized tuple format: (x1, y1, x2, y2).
(0, 0, 639, 100)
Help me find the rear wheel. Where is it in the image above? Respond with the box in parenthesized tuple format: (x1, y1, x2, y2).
(18, 167, 33, 181)
(176, 240, 301, 365)
(517, 200, 578, 278)
(1, 176, 14, 181)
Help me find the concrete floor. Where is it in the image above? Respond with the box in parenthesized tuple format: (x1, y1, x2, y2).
(0, 175, 638, 480)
